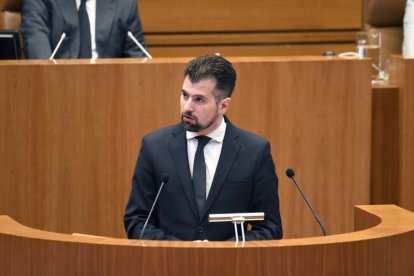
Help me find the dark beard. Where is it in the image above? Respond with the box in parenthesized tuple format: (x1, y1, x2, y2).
(181, 112, 218, 133)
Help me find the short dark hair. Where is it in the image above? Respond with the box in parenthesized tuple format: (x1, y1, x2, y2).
(184, 55, 237, 101)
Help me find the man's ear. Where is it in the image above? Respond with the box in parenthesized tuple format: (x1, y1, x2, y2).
(219, 97, 231, 114)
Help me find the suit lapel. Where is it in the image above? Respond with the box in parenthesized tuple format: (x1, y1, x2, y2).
(56, 0, 78, 56)
(200, 123, 241, 220)
(169, 125, 200, 220)
(95, 0, 116, 57)
(56, 0, 78, 27)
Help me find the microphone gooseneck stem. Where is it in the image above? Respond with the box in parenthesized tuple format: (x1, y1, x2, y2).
(291, 175, 328, 236)
(49, 33, 66, 60)
(127, 31, 152, 59)
(139, 180, 166, 239)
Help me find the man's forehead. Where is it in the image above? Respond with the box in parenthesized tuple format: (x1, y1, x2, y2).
(182, 76, 217, 94)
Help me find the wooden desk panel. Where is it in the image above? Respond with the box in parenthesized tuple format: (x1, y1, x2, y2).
(138, 0, 362, 57)
(1, 205, 413, 275)
(370, 83, 400, 204)
(389, 56, 414, 211)
(140, 0, 361, 32)
(0, 57, 372, 238)
(148, 44, 356, 58)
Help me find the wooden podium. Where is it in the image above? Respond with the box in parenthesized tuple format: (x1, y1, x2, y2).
(1, 205, 413, 275)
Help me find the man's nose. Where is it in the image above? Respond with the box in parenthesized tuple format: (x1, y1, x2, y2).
(183, 99, 194, 111)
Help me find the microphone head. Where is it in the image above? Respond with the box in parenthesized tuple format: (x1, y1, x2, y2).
(161, 174, 170, 183)
(285, 168, 295, 178)
(62, 22, 73, 36)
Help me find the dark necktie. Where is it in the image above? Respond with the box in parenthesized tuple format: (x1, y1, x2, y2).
(193, 136, 211, 215)
(78, 0, 92, 58)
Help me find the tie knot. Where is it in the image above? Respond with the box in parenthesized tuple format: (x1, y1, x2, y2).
(81, 0, 87, 5)
(195, 136, 211, 149)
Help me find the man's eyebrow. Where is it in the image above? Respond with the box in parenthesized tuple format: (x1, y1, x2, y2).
(181, 90, 206, 98)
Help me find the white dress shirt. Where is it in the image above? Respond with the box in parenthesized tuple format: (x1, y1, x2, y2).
(76, 0, 98, 58)
(186, 118, 227, 199)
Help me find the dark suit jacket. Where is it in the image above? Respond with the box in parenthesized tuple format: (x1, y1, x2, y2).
(124, 118, 283, 241)
(21, 0, 147, 59)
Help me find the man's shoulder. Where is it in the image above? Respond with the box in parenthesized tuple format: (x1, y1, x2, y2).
(114, 0, 136, 7)
(228, 123, 269, 145)
(143, 123, 183, 141)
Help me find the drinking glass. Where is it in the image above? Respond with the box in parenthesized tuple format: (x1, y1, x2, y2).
(356, 31, 382, 81)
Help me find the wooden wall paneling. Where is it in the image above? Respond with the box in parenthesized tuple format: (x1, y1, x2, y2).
(145, 31, 357, 58)
(139, 0, 362, 32)
(389, 56, 414, 211)
(0, 60, 185, 237)
(227, 57, 372, 237)
(370, 84, 400, 204)
(138, 0, 362, 57)
(0, 57, 372, 239)
(146, 31, 358, 46)
(147, 44, 356, 58)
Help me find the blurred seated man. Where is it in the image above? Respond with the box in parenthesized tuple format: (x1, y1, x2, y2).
(403, 0, 414, 55)
(21, 0, 147, 59)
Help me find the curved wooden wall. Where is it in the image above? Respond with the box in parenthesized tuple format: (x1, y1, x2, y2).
(0, 57, 372, 239)
(1, 205, 413, 275)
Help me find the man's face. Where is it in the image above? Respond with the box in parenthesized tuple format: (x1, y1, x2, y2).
(180, 76, 230, 135)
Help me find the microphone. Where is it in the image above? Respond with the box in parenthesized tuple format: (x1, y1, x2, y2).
(49, 23, 72, 60)
(118, 20, 152, 59)
(127, 31, 152, 59)
(285, 168, 328, 236)
(139, 174, 169, 239)
(49, 32, 66, 60)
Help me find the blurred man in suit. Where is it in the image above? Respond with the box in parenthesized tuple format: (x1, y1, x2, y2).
(124, 54, 282, 241)
(21, 0, 147, 59)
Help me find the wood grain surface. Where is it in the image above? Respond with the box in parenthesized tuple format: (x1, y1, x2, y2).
(1, 205, 413, 276)
(0, 57, 372, 239)
(389, 56, 414, 211)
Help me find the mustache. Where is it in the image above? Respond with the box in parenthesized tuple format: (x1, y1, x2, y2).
(182, 112, 196, 119)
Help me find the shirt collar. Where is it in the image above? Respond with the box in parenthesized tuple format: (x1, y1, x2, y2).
(186, 117, 226, 143)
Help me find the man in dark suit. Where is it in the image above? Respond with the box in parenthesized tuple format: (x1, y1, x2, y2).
(124, 55, 282, 241)
(21, 0, 147, 59)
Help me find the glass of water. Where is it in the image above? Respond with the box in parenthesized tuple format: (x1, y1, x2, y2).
(356, 31, 382, 81)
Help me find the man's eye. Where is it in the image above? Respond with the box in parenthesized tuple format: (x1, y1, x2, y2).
(194, 97, 205, 103)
